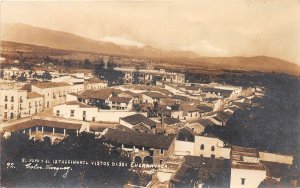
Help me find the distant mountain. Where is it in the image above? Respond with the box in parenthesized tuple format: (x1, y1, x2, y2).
(1, 23, 300, 76)
(0, 23, 198, 58)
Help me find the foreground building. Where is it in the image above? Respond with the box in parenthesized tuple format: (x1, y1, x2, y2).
(102, 128, 176, 165)
(2, 118, 87, 144)
(0, 89, 44, 121)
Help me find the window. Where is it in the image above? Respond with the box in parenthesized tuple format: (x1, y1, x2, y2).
(10, 105, 14, 110)
(83, 111, 86, 115)
(11, 96, 14, 102)
(160, 149, 164, 155)
(92, 117, 95, 122)
(211, 154, 215, 159)
(241, 178, 246, 185)
(200, 144, 204, 150)
(70, 110, 75, 117)
(4, 96, 7, 102)
(20, 97, 23, 103)
(56, 110, 60, 116)
(211, 146, 215, 151)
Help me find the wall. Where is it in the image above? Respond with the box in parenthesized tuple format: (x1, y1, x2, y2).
(174, 140, 195, 156)
(194, 135, 230, 159)
(259, 152, 293, 165)
(0, 90, 27, 121)
(27, 97, 44, 115)
(230, 168, 266, 188)
(53, 104, 147, 123)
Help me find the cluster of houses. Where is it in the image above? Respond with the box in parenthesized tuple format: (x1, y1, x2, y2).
(1, 65, 296, 188)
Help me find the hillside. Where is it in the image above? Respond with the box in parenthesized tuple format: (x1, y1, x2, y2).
(1, 23, 300, 76)
(159, 56, 300, 75)
(1, 23, 197, 59)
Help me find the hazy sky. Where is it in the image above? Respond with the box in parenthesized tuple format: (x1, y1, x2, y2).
(1, 0, 300, 64)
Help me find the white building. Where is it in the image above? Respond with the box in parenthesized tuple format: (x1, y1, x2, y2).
(115, 67, 185, 84)
(53, 101, 146, 123)
(84, 78, 108, 90)
(107, 96, 133, 111)
(32, 82, 84, 107)
(174, 134, 231, 159)
(0, 89, 44, 121)
(230, 146, 266, 188)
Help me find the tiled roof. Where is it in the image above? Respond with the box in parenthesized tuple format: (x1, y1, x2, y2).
(199, 87, 233, 98)
(27, 92, 43, 99)
(143, 91, 166, 99)
(65, 101, 96, 108)
(121, 114, 156, 127)
(122, 90, 141, 98)
(197, 105, 213, 113)
(164, 117, 181, 125)
(79, 88, 122, 100)
(86, 78, 106, 84)
(32, 82, 70, 89)
(198, 119, 216, 127)
(3, 119, 82, 132)
(172, 156, 230, 185)
(172, 95, 189, 101)
(213, 111, 231, 122)
(103, 128, 175, 150)
(109, 96, 132, 103)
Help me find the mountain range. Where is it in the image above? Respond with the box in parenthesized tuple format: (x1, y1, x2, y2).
(1, 23, 300, 76)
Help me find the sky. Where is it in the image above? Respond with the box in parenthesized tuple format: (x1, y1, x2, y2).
(1, 0, 300, 64)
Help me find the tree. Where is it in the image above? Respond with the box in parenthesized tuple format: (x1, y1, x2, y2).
(63, 60, 72, 68)
(83, 59, 92, 69)
(17, 73, 27, 82)
(107, 57, 116, 70)
(42, 71, 52, 81)
(93, 60, 105, 79)
(93, 59, 124, 86)
(1, 132, 132, 187)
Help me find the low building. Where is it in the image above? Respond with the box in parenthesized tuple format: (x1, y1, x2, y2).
(174, 134, 231, 159)
(230, 146, 266, 188)
(54, 101, 145, 123)
(2, 118, 85, 144)
(107, 96, 133, 111)
(76, 88, 122, 108)
(102, 128, 176, 164)
(84, 78, 108, 90)
(171, 156, 230, 188)
(119, 114, 157, 133)
(211, 111, 232, 126)
(115, 67, 185, 84)
(142, 91, 166, 104)
(186, 122, 206, 135)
